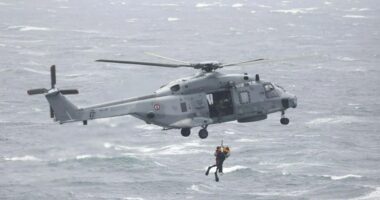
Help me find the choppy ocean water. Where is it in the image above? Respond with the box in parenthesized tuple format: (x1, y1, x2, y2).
(1, 0, 379, 199)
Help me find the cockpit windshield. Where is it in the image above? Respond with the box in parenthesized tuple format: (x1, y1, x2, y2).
(263, 83, 279, 98)
(275, 84, 286, 92)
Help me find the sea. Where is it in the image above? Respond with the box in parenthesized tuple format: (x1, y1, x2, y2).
(0, 0, 379, 199)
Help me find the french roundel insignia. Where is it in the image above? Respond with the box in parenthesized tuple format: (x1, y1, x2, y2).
(153, 104, 160, 111)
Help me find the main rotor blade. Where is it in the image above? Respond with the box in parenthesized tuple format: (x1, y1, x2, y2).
(27, 88, 48, 95)
(60, 89, 79, 95)
(144, 52, 190, 64)
(96, 59, 191, 68)
(222, 58, 265, 67)
(50, 65, 56, 88)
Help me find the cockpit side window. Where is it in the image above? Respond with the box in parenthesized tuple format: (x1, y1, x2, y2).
(263, 83, 279, 98)
(170, 84, 180, 92)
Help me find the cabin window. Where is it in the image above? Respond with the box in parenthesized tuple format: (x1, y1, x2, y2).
(239, 91, 250, 104)
(180, 102, 187, 112)
(170, 84, 180, 92)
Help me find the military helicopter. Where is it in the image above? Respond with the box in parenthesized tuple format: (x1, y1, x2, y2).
(27, 53, 297, 139)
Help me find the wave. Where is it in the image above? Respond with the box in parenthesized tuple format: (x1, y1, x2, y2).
(232, 3, 243, 8)
(235, 138, 259, 143)
(306, 116, 362, 125)
(270, 8, 318, 14)
(104, 141, 208, 156)
(322, 174, 362, 180)
(150, 3, 179, 7)
(124, 197, 144, 200)
(7, 25, 52, 32)
(195, 3, 221, 8)
(352, 187, 380, 200)
(104, 142, 156, 153)
(187, 184, 211, 194)
(157, 141, 208, 155)
(95, 118, 119, 128)
(343, 15, 368, 18)
(54, 154, 144, 166)
(167, 17, 179, 22)
(135, 124, 161, 130)
(337, 56, 358, 61)
(3, 155, 41, 161)
(22, 67, 50, 75)
(344, 8, 370, 12)
(205, 165, 249, 174)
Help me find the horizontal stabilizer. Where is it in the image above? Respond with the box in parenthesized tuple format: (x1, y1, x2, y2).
(27, 88, 48, 95)
(61, 89, 79, 95)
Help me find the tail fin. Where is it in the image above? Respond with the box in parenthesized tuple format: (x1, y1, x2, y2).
(45, 90, 81, 123)
(27, 65, 80, 122)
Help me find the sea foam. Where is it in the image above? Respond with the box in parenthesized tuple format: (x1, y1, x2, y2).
(323, 174, 362, 180)
(4, 155, 41, 161)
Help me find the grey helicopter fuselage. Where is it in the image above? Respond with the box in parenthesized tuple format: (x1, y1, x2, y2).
(75, 71, 297, 130)
(28, 62, 297, 139)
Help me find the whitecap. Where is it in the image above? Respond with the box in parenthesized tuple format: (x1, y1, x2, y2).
(235, 138, 258, 143)
(205, 165, 249, 174)
(154, 161, 166, 167)
(76, 154, 95, 160)
(126, 18, 138, 23)
(124, 197, 144, 200)
(195, 3, 220, 8)
(187, 184, 210, 194)
(322, 174, 362, 180)
(337, 56, 357, 61)
(353, 187, 380, 200)
(8, 25, 52, 32)
(306, 116, 362, 125)
(22, 67, 50, 75)
(157, 143, 207, 155)
(270, 8, 318, 14)
(151, 3, 178, 7)
(167, 17, 179, 22)
(4, 155, 41, 161)
(343, 15, 367, 19)
(33, 108, 42, 112)
(135, 124, 161, 130)
(345, 8, 370, 12)
(95, 118, 118, 128)
(104, 142, 156, 153)
(232, 3, 243, 8)
(72, 29, 101, 34)
(224, 130, 235, 135)
(258, 4, 271, 8)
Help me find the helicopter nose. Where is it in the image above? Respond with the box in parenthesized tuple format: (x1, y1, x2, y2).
(281, 94, 297, 109)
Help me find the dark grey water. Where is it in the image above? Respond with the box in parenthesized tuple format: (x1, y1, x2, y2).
(1, 0, 379, 199)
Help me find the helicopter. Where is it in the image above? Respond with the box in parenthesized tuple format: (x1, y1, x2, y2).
(27, 53, 297, 139)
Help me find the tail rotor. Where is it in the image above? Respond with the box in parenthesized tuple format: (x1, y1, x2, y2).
(27, 65, 79, 119)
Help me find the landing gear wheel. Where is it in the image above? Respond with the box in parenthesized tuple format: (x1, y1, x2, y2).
(181, 128, 191, 137)
(198, 129, 208, 139)
(280, 118, 290, 125)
